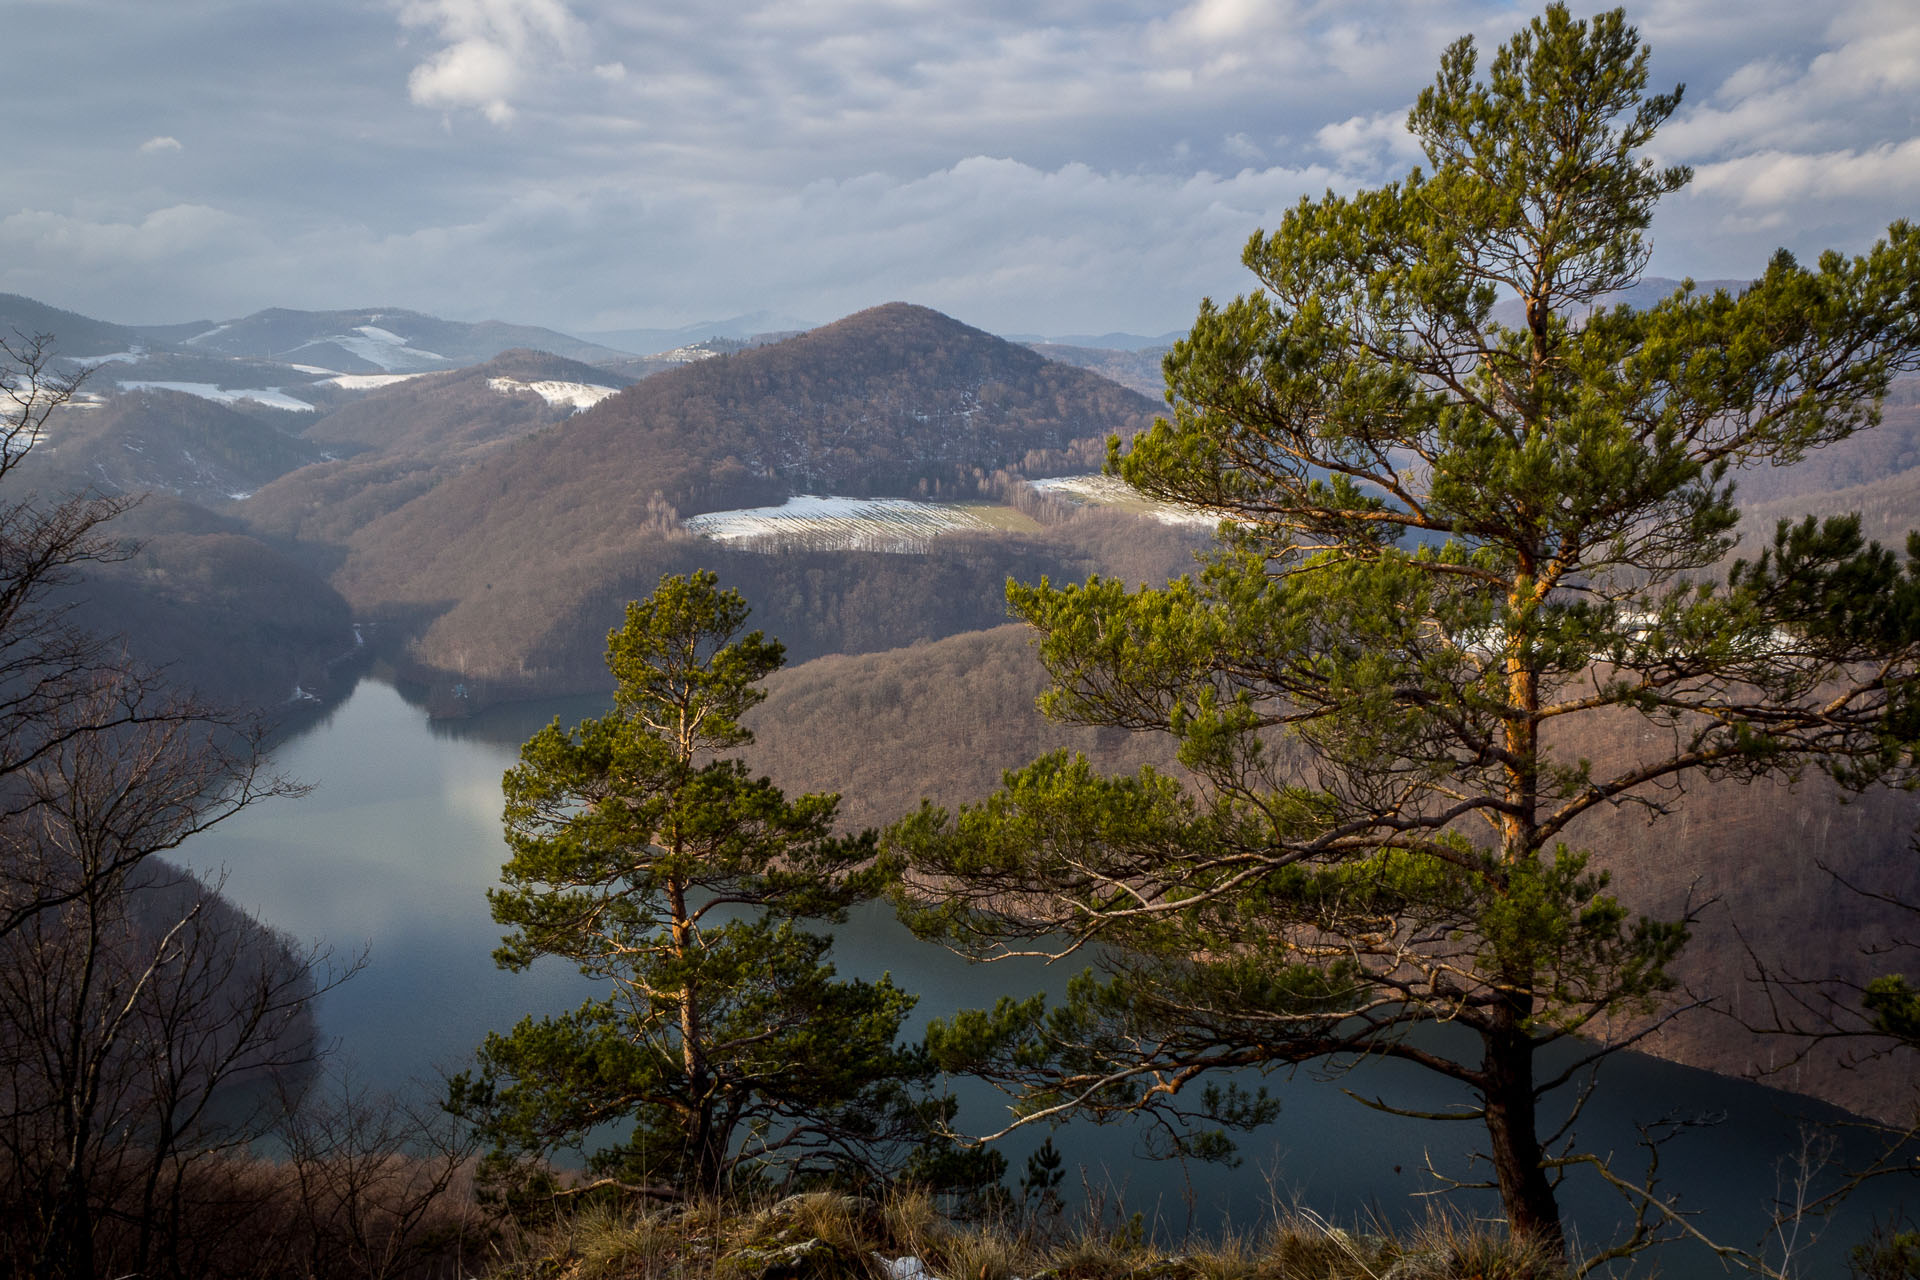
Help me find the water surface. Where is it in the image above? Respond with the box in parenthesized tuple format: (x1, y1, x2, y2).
(186, 678, 1918, 1270)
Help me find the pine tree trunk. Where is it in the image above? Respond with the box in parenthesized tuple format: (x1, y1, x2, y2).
(1481, 1018, 1565, 1257)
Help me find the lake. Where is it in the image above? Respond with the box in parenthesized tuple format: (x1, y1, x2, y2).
(184, 677, 1917, 1272)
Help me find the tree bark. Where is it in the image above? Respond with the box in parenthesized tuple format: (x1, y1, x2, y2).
(1482, 1018, 1564, 1257)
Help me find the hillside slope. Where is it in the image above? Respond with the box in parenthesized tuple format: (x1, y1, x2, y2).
(327, 304, 1160, 687)
(743, 624, 1920, 1124)
(42, 388, 326, 505)
(301, 348, 631, 455)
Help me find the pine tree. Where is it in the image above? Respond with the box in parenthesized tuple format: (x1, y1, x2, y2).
(891, 5, 1920, 1252)
(455, 572, 989, 1198)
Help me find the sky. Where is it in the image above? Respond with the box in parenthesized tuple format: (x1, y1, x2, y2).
(7, 0, 1919, 340)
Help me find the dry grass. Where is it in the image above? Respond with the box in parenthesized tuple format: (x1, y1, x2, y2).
(477, 1189, 1573, 1280)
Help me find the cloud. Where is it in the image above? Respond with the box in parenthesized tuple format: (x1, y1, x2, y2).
(138, 135, 182, 154)
(0, 205, 268, 312)
(397, 0, 585, 124)
(10, 0, 1920, 334)
(409, 38, 521, 123)
(1660, 5, 1920, 160)
(1314, 109, 1420, 173)
(1691, 139, 1920, 209)
(1640, 1, 1920, 276)
(1222, 132, 1266, 163)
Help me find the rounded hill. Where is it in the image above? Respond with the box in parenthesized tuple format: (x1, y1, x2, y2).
(331, 304, 1161, 685)
(561, 301, 1161, 507)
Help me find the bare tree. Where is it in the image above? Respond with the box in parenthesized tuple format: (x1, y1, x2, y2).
(0, 333, 360, 1279)
(276, 1070, 486, 1280)
(0, 330, 163, 944)
(0, 671, 323, 1279)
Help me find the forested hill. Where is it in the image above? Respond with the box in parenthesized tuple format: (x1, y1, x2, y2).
(301, 349, 631, 456)
(592, 301, 1156, 499)
(41, 388, 327, 506)
(326, 303, 1161, 686)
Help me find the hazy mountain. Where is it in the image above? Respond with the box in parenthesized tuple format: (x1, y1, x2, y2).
(596, 333, 810, 382)
(1005, 329, 1185, 351)
(1027, 342, 1172, 399)
(3, 294, 649, 427)
(132, 306, 636, 372)
(0, 293, 161, 360)
(579, 310, 818, 354)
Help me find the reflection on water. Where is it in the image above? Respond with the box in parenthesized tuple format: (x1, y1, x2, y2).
(188, 677, 1917, 1269)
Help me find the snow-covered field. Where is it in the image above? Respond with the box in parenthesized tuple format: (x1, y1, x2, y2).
(281, 325, 448, 372)
(1028, 473, 1218, 526)
(487, 377, 621, 410)
(325, 372, 428, 390)
(684, 495, 990, 553)
(116, 381, 314, 412)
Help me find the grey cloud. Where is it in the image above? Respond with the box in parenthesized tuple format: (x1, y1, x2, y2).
(10, 0, 1919, 336)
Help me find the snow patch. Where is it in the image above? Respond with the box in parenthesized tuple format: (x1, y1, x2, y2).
(325, 372, 429, 390)
(117, 381, 316, 412)
(487, 377, 620, 410)
(684, 495, 989, 553)
(653, 344, 724, 362)
(1028, 473, 1219, 527)
(290, 327, 448, 371)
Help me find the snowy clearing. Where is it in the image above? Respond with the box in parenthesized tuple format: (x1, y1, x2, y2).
(1028, 473, 1220, 527)
(684, 495, 990, 553)
(487, 377, 621, 410)
(116, 381, 315, 412)
(651, 344, 723, 362)
(290, 326, 448, 371)
(326, 372, 429, 390)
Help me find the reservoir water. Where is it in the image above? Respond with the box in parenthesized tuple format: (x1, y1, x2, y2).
(185, 677, 1917, 1273)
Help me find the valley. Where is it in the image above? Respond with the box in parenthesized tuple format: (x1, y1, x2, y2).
(6, 283, 1920, 1144)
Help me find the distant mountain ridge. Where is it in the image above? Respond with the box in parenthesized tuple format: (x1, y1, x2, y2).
(0, 293, 157, 358)
(579, 310, 819, 354)
(1005, 329, 1185, 351)
(135, 306, 638, 372)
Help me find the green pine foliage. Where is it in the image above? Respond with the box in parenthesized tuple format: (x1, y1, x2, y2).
(890, 4, 1920, 1256)
(451, 572, 1000, 1200)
